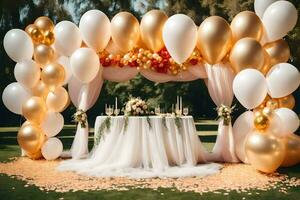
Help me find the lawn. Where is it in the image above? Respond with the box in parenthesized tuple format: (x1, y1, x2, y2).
(0, 127, 299, 200)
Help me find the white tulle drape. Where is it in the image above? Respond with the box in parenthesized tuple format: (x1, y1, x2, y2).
(67, 70, 104, 159)
(205, 63, 239, 163)
(58, 116, 221, 178)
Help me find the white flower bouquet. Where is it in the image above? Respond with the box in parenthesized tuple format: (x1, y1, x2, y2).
(124, 97, 151, 116)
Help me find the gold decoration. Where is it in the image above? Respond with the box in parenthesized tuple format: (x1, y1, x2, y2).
(281, 134, 300, 167)
(111, 12, 140, 52)
(140, 10, 168, 52)
(264, 39, 290, 67)
(197, 16, 232, 65)
(277, 95, 295, 109)
(34, 16, 54, 33)
(17, 122, 45, 154)
(34, 44, 55, 65)
(245, 131, 286, 173)
(229, 38, 265, 73)
(253, 111, 269, 131)
(230, 11, 263, 42)
(41, 63, 65, 91)
(22, 97, 47, 124)
(25, 24, 44, 44)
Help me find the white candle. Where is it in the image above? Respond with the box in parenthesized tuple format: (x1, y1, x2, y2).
(115, 97, 118, 110)
(180, 96, 182, 111)
(176, 96, 179, 110)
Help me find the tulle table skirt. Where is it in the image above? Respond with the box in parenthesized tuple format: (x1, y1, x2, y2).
(58, 116, 222, 178)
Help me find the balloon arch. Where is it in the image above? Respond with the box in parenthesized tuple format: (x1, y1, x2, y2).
(2, 0, 300, 172)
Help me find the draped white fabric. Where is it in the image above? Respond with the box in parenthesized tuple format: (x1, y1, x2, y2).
(67, 70, 104, 159)
(205, 63, 239, 162)
(58, 116, 221, 178)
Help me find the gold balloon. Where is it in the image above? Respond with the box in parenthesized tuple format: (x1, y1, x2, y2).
(197, 16, 232, 65)
(111, 12, 140, 52)
(34, 16, 54, 33)
(26, 150, 43, 160)
(277, 95, 295, 109)
(34, 44, 55, 65)
(266, 98, 279, 110)
(46, 86, 69, 112)
(245, 131, 286, 173)
(281, 134, 300, 167)
(254, 111, 270, 131)
(17, 123, 45, 154)
(25, 24, 44, 44)
(140, 10, 168, 52)
(230, 11, 263, 43)
(229, 38, 265, 73)
(41, 63, 65, 91)
(32, 80, 50, 99)
(42, 31, 55, 46)
(264, 39, 290, 67)
(22, 97, 47, 124)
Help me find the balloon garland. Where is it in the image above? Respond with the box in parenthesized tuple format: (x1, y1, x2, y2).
(1, 0, 300, 172)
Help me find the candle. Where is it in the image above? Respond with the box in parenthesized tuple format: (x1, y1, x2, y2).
(115, 97, 118, 110)
(180, 96, 182, 112)
(176, 96, 179, 110)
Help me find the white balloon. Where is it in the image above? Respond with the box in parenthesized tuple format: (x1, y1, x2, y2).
(79, 10, 111, 52)
(233, 111, 254, 164)
(274, 108, 299, 135)
(70, 48, 100, 83)
(41, 137, 63, 160)
(3, 29, 34, 62)
(233, 69, 268, 109)
(2, 82, 31, 114)
(41, 112, 64, 137)
(266, 63, 300, 98)
(254, 0, 278, 18)
(57, 56, 72, 85)
(262, 1, 298, 42)
(267, 112, 283, 136)
(162, 14, 197, 64)
(54, 21, 82, 56)
(14, 59, 40, 88)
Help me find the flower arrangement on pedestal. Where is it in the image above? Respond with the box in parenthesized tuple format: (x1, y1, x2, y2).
(124, 97, 152, 116)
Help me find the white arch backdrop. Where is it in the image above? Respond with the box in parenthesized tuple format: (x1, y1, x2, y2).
(68, 62, 238, 163)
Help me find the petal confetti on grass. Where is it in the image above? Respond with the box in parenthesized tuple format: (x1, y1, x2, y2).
(0, 157, 299, 194)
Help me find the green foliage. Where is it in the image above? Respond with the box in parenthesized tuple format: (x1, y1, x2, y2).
(0, 0, 299, 126)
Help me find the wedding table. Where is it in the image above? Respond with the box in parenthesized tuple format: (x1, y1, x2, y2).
(58, 116, 221, 178)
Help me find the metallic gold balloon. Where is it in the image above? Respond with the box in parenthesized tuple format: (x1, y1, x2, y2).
(41, 63, 65, 91)
(140, 10, 168, 52)
(266, 98, 279, 110)
(42, 31, 55, 46)
(32, 80, 49, 99)
(229, 38, 265, 73)
(46, 86, 69, 112)
(111, 12, 140, 52)
(264, 39, 290, 67)
(22, 97, 47, 124)
(254, 111, 270, 131)
(25, 24, 44, 44)
(277, 95, 295, 109)
(281, 134, 300, 167)
(17, 123, 45, 154)
(197, 16, 232, 65)
(34, 16, 54, 33)
(34, 44, 55, 65)
(105, 39, 125, 55)
(26, 150, 43, 160)
(245, 131, 286, 173)
(230, 11, 263, 43)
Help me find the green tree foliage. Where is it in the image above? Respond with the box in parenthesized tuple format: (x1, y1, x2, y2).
(0, 0, 299, 126)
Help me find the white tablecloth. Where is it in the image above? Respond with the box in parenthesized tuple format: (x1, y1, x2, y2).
(58, 116, 221, 178)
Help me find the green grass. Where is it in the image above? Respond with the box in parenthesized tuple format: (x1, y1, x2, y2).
(0, 128, 299, 200)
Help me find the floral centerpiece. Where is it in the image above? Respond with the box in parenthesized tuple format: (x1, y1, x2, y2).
(124, 97, 151, 116)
